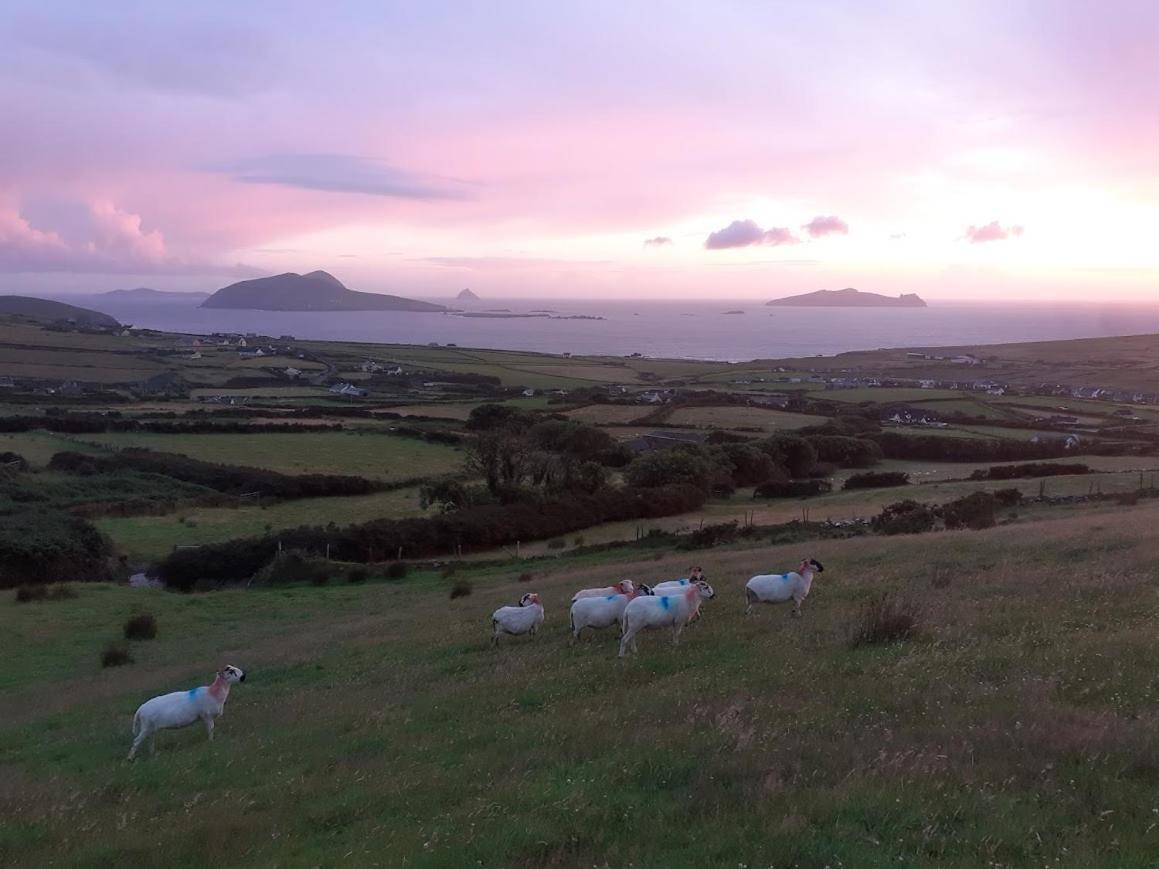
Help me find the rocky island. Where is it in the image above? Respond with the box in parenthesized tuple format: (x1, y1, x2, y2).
(201, 271, 447, 313)
(766, 288, 926, 308)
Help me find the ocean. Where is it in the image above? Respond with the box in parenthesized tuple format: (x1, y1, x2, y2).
(62, 297, 1159, 362)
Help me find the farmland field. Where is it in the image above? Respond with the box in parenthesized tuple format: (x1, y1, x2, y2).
(78, 430, 464, 481)
(666, 405, 821, 431)
(564, 404, 648, 424)
(0, 431, 106, 466)
(96, 487, 428, 562)
(5, 506, 1159, 865)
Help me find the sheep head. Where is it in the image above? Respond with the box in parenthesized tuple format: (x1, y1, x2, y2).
(218, 665, 246, 684)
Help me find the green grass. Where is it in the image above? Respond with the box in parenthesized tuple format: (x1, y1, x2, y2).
(666, 406, 822, 431)
(97, 487, 429, 563)
(0, 431, 107, 467)
(78, 430, 464, 481)
(5, 505, 1159, 865)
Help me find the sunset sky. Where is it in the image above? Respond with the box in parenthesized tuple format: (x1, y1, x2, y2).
(2, 0, 1157, 301)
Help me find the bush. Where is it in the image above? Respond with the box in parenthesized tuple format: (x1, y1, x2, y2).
(679, 522, 740, 550)
(994, 488, 1023, 507)
(805, 435, 883, 469)
(872, 500, 936, 535)
(14, 585, 47, 603)
(843, 471, 910, 490)
(123, 612, 158, 640)
(624, 449, 715, 491)
(760, 434, 817, 479)
(449, 579, 473, 599)
(347, 566, 370, 583)
(942, 491, 996, 530)
(969, 462, 1092, 481)
(251, 551, 330, 586)
(101, 642, 133, 668)
(754, 479, 832, 498)
(518, 572, 533, 583)
(385, 562, 408, 580)
(851, 594, 920, 646)
(0, 451, 29, 472)
(871, 432, 1072, 463)
(0, 509, 113, 588)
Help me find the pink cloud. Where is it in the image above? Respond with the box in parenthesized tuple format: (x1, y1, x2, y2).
(965, 221, 1024, 243)
(0, 197, 249, 274)
(643, 236, 672, 247)
(705, 219, 800, 250)
(802, 215, 849, 237)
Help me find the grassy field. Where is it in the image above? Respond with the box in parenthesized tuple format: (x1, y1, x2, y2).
(667, 406, 821, 431)
(79, 431, 464, 481)
(0, 431, 106, 466)
(96, 488, 429, 563)
(5, 505, 1159, 865)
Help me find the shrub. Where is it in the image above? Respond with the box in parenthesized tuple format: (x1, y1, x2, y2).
(970, 462, 1091, 481)
(46, 584, 77, 600)
(843, 471, 910, 490)
(624, 449, 715, 491)
(851, 594, 920, 646)
(14, 585, 47, 603)
(754, 479, 832, 498)
(449, 579, 473, 599)
(518, 572, 533, 583)
(251, 551, 329, 586)
(679, 522, 740, 550)
(942, 491, 996, 530)
(994, 488, 1023, 507)
(347, 566, 370, 583)
(572, 535, 585, 546)
(759, 434, 817, 479)
(0, 509, 113, 588)
(123, 612, 158, 640)
(101, 642, 133, 668)
(0, 451, 29, 472)
(385, 562, 408, 580)
(872, 500, 936, 535)
(805, 435, 883, 469)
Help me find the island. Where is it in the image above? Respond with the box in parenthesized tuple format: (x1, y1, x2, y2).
(201, 271, 447, 313)
(456, 288, 480, 301)
(0, 296, 120, 329)
(100, 288, 211, 302)
(766, 288, 926, 308)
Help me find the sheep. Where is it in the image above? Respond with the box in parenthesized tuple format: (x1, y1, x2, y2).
(571, 579, 635, 602)
(745, 558, 825, 617)
(568, 584, 654, 642)
(651, 566, 706, 593)
(491, 592, 545, 645)
(619, 581, 715, 657)
(128, 665, 246, 760)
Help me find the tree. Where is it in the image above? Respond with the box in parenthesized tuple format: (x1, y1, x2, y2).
(761, 434, 818, 479)
(624, 449, 715, 491)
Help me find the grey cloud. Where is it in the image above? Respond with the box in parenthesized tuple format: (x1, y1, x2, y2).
(213, 154, 472, 200)
(705, 219, 799, 250)
(802, 215, 849, 237)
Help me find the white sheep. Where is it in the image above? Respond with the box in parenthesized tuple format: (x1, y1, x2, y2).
(491, 592, 545, 645)
(652, 566, 706, 593)
(745, 558, 825, 617)
(128, 665, 246, 760)
(618, 581, 715, 657)
(568, 584, 653, 641)
(571, 579, 635, 602)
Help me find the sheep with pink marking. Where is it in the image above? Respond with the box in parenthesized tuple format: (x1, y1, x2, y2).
(491, 592, 544, 646)
(569, 583, 653, 641)
(128, 665, 246, 760)
(745, 558, 825, 617)
(571, 579, 635, 603)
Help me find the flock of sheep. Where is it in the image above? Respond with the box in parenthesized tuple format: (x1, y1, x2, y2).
(491, 557, 826, 658)
(126, 558, 823, 759)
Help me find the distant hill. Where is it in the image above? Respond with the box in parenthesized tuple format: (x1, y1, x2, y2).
(766, 288, 926, 308)
(100, 288, 210, 301)
(0, 296, 120, 329)
(457, 288, 480, 301)
(201, 271, 447, 313)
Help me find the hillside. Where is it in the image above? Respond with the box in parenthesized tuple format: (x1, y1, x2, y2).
(456, 288, 480, 301)
(201, 271, 447, 312)
(0, 295, 120, 328)
(5, 505, 1159, 864)
(767, 288, 927, 308)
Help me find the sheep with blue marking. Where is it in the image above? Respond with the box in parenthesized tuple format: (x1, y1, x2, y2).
(569, 584, 653, 641)
(571, 579, 635, 602)
(745, 558, 824, 617)
(651, 565, 706, 594)
(619, 580, 715, 657)
(128, 665, 246, 760)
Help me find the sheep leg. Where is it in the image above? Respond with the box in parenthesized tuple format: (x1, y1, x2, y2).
(128, 726, 150, 761)
(204, 716, 215, 741)
(618, 625, 637, 657)
(791, 596, 803, 618)
(671, 624, 684, 646)
(745, 588, 757, 616)
(149, 733, 158, 757)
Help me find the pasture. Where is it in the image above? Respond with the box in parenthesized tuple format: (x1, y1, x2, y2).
(96, 487, 429, 563)
(4, 506, 1159, 865)
(77, 430, 464, 481)
(666, 406, 821, 431)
